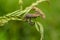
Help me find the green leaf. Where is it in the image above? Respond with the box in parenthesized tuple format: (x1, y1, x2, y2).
(35, 22, 40, 32)
(36, 22, 44, 40)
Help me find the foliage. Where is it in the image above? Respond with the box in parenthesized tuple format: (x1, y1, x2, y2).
(0, 0, 60, 40)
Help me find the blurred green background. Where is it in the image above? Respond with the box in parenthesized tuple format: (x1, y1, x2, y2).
(0, 0, 60, 40)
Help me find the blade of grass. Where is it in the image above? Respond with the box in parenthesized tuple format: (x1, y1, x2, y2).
(36, 21, 44, 40)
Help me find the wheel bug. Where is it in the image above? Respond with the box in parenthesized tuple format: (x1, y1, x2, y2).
(24, 6, 45, 25)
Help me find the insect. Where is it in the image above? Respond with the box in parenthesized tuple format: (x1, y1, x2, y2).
(24, 6, 45, 25)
